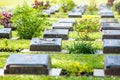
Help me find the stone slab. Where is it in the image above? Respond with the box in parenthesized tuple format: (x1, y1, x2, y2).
(105, 55, 120, 76)
(103, 39, 120, 53)
(52, 23, 73, 31)
(100, 13, 114, 18)
(4, 54, 51, 74)
(44, 29, 69, 40)
(96, 50, 103, 54)
(30, 38, 62, 51)
(21, 49, 69, 54)
(49, 68, 62, 76)
(94, 69, 105, 77)
(100, 19, 119, 23)
(101, 23, 120, 30)
(68, 12, 82, 18)
(58, 18, 76, 24)
(0, 28, 12, 39)
(102, 30, 120, 39)
(0, 69, 4, 76)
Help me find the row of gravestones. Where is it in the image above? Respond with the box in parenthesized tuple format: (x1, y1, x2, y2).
(100, 4, 120, 76)
(1, 4, 88, 75)
(68, 4, 87, 18)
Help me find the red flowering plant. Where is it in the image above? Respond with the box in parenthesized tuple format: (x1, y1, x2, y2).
(0, 11, 13, 29)
(32, 0, 50, 9)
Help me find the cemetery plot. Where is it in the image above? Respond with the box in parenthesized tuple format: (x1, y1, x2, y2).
(0, 28, 12, 39)
(103, 39, 120, 53)
(105, 56, 120, 76)
(4, 54, 51, 74)
(44, 29, 69, 40)
(102, 30, 120, 39)
(30, 38, 62, 51)
(58, 18, 76, 25)
(68, 12, 82, 18)
(100, 19, 119, 23)
(52, 23, 73, 31)
(101, 23, 120, 30)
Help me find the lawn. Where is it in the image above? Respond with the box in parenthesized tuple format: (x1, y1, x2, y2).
(0, 0, 120, 80)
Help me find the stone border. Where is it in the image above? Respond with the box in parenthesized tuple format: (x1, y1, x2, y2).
(21, 49, 69, 54)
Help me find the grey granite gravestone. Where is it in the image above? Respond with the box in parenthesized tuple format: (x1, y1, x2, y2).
(42, 10, 51, 17)
(52, 23, 73, 31)
(100, 13, 114, 18)
(102, 30, 120, 39)
(58, 18, 76, 25)
(68, 12, 82, 18)
(0, 28, 12, 39)
(30, 38, 62, 51)
(100, 19, 119, 23)
(44, 29, 69, 40)
(101, 23, 120, 30)
(105, 55, 120, 76)
(103, 39, 120, 53)
(4, 54, 51, 74)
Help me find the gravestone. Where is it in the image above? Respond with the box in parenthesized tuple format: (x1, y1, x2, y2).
(42, 10, 51, 17)
(44, 29, 69, 40)
(0, 28, 12, 39)
(30, 38, 62, 51)
(101, 23, 120, 30)
(100, 19, 119, 23)
(100, 13, 114, 18)
(4, 54, 51, 74)
(68, 12, 82, 18)
(105, 55, 120, 76)
(102, 30, 120, 39)
(52, 23, 73, 31)
(58, 18, 76, 25)
(103, 39, 120, 53)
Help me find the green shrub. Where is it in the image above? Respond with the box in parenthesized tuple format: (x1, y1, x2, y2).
(67, 41, 96, 54)
(114, 0, 120, 14)
(60, 0, 76, 12)
(75, 17, 100, 40)
(11, 2, 47, 39)
(87, 0, 97, 14)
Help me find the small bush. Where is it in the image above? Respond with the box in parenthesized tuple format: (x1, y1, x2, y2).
(67, 41, 96, 54)
(87, 0, 97, 14)
(60, 0, 76, 12)
(75, 18, 100, 40)
(114, 0, 120, 14)
(12, 2, 47, 39)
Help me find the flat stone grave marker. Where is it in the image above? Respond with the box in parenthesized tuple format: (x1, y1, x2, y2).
(68, 12, 82, 18)
(42, 10, 51, 17)
(50, 6, 60, 12)
(4, 54, 51, 74)
(71, 8, 84, 14)
(105, 55, 120, 76)
(30, 38, 62, 51)
(58, 18, 76, 24)
(0, 28, 12, 39)
(102, 30, 120, 39)
(100, 19, 119, 23)
(103, 39, 120, 53)
(44, 29, 69, 40)
(100, 13, 114, 18)
(52, 23, 73, 31)
(101, 23, 120, 30)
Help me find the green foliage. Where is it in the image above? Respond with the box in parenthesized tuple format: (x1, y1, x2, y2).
(114, 0, 120, 14)
(11, 2, 47, 39)
(60, 0, 76, 12)
(0, 39, 21, 52)
(67, 41, 96, 54)
(75, 17, 100, 40)
(87, 0, 97, 14)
